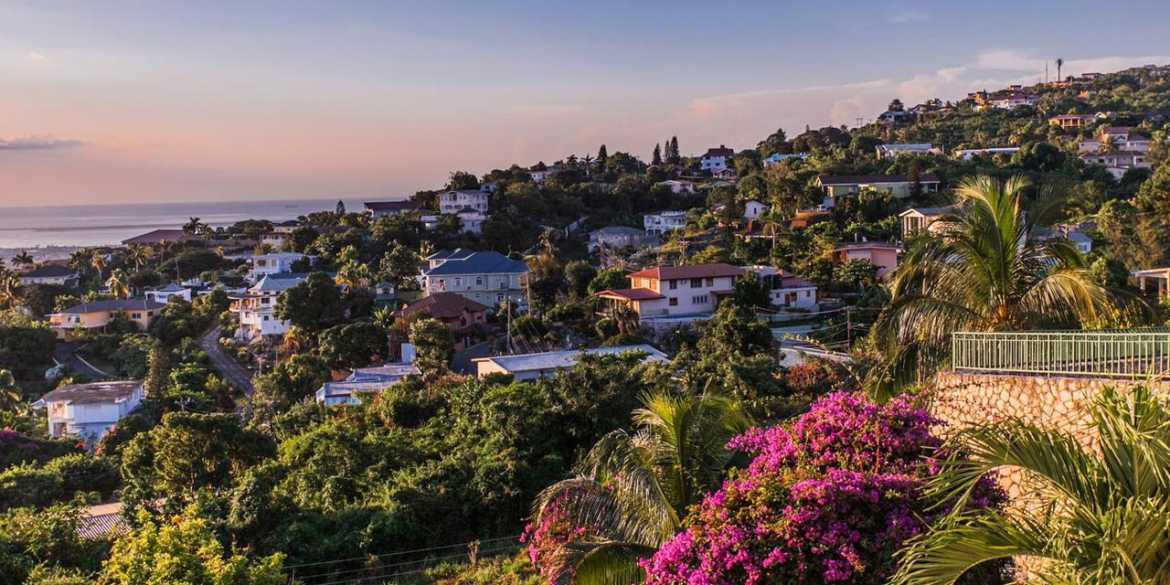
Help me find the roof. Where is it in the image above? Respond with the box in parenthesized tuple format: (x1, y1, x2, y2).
(348, 363, 419, 382)
(19, 265, 78, 278)
(879, 143, 934, 150)
(627, 263, 745, 281)
(364, 200, 418, 212)
(595, 288, 666, 301)
(121, 229, 192, 245)
(474, 344, 669, 374)
(249, 273, 310, 293)
(778, 275, 817, 289)
(56, 298, 165, 314)
(834, 241, 903, 252)
(398, 292, 488, 320)
(702, 146, 734, 158)
(253, 252, 308, 261)
(819, 174, 940, 186)
(424, 251, 529, 276)
(151, 283, 189, 293)
(591, 226, 644, 237)
(41, 380, 142, 404)
(898, 206, 956, 217)
(77, 503, 129, 540)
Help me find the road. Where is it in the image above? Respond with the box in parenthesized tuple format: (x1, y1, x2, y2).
(54, 342, 113, 380)
(199, 325, 254, 396)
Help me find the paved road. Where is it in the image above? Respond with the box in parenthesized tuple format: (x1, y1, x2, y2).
(199, 325, 254, 396)
(53, 342, 113, 380)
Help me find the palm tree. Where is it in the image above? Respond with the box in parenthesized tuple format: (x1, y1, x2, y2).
(531, 391, 751, 584)
(12, 250, 33, 268)
(893, 385, 1170, 585)
(871, 175, 1122, 393)
(1056, 57, 1064, 82)
(183, 217, 206, 235)
(0, 270, 21, 308)
(90, 250, 108, 283)
(127, 245, 154, 271)
(106, 268, 131, 299)
(0, 369, 21, 412)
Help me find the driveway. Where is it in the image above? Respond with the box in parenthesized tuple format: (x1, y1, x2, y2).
(199, 325, 254, 396)
(54, 342, 113, 380)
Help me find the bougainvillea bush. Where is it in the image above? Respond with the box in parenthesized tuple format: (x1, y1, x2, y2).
(641, 392, 1006, 585)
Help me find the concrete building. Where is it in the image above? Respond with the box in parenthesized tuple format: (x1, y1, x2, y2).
(700, 145, 734, 173)
(49, 299, 165, 338)
(145, 283, 193, 304)
(833, 242, 902, 280)
(41, 380, 144, 445)
(743, 200, 769, 221)
(595, 263, 743, 319)
(643, 210, 688, 235)
(899, 206, 957, 237)
(249, 253, 311, 281)
(422, 250, 529, 307)
(230, 273, 309, 340)
(472, 344, 669, 381)
(954, 147, 1020, 160)
(315, 363, 418, 406)
(658, 180, 697, 194)
(1049, 114, 1095, 130)
(17, 265, 79, 287)
(589, 226, 649, 251)
(876, 143, 938, 159)
(816, 175, 941, 206)
(364, 200, 419, 218)
(763, 152, 809, 167)
(747, 266, 818, 310)
(438, 190, 490, 215)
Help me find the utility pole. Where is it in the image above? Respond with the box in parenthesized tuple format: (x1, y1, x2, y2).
(845, 306, 852, 349)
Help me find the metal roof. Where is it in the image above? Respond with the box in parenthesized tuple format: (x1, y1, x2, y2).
(424, 251, 528, 276)
(474, 344, 669, 374)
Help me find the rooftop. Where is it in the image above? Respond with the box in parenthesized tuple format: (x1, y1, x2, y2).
(121, 229, 192, 245)
(595, 287, 666, 301)
(248, 272, 311, 293)
(627, 263, 745, 281)
(56, 298, 166, 314)
(819, 174, 940, 186)
(19, 265, 78, 278)
(41, 380, 142, 404)
(591, 226, 645, 236)
(474, 344, 669, 374)
(365, 200, 418, 212)
(397, 292, 488, 320)
(424, 250, 529, 276)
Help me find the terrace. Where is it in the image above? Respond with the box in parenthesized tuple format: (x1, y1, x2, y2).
(952, 329, 1170, 379)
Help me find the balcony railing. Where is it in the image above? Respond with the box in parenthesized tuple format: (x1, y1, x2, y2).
(952, 330, 1170, 379)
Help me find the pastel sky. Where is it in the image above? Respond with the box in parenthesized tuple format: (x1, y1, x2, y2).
(3, 0, 1170, 207)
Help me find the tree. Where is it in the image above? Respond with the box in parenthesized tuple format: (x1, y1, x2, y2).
(105, 268, 131, 299)
(651, 143, 662, 166)
(894, 385, 1170, 585)
(316, 322, 385, 370)
(587, 268, 629, 295)
(409, 318, 453, 382)
(0, 369, 19, 412)
(101, 506, 285, 585)
(668, 136, 680, 164)
(732, 271, 770, 309)
(249, 354, 330, 424)
(89, 250, 108, 283)
(379, 243, 421, 289)
(597, 144, 609, 169)
(888, 98, 905, 112)
(446, 170, 480, 190)
(564, 261, 597, 299)
(143, 341, 170, 398)
(872, 176, 1122, 394)
(335, 200, 346, 216)
(274, 273, 344, 333)
(11, 251, 33, 268)
(526, 391, 751, 584)
(182, 217, 207, 235)
(1056, 56, 1064, 81)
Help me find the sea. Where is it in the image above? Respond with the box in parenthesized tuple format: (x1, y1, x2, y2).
(0, 198, 373, 251)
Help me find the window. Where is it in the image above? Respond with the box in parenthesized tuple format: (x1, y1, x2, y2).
(476, 277, 483, 286)
(705, 277, 714, 287)
(131, 313, 141, 319)
(668, 280, 677, 290)
(668, 297, 678, 306)
(690, 278, 702, 288)
(692, 295, 709, 304)
(455, 277, 462, 288)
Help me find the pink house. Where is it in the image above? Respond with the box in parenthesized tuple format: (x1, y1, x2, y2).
(833, 242, 902, 280)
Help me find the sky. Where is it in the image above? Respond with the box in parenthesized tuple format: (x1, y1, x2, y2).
(3, 0, 1170, 207)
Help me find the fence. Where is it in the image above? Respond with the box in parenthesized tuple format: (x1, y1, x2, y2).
(951, 330, 1170, 379)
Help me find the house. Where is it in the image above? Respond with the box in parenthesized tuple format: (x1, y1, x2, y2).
(1049, 114, 1095, 130)
(315, 363, 419, 406)
(595, 263, 744, 319)
(790, 209, 830, 229)
(899, 206, 956, 237)
(1035, 225, 1094, 255)
(49, 299, 165, 338)
(249, 252, 311, 281)
(1067, 230, 1093, 254)
(422, 250, 529, 307)
(1079, 127, 1151, 154)
(145, 283, 193, 304)
(472, 344, 669, 381)
(876, 143, 938, 159)
(816, 175, 940, 206)
(121, 229, 194, 246)
(833, 242, 902, 280)
(989, 90, 1039, 110)
(1079, 151, 1151, 179)
(230, 273, 309, 340)
(260, 232, 290, 249)
(643, 210, 688, 235)
(373, 282, 396, 304)
(40, 380, 144, 445)
(589, 226, 649, 251)
(700, 145, 734, 173)
(17, 265, 79, 287)
(395, 292, 488, 347)
(763, 152, 809, 167)
(364, 200, 419, 218)
(954, 147, 1020, 160)
(747, 266, 818, 310)
(271, 220, 300, 235)
(743, 200, 769, 221)
(438, 190, 490, 215)
(658, 180, 697, 194)
(453, 209, 487, 234)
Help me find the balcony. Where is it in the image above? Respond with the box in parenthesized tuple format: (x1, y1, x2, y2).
(952, 330, 1170, 379)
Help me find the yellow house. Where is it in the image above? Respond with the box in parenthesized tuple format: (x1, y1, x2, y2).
(49, 299, 166, 339)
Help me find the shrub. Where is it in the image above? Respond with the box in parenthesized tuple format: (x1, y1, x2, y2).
(44, 454, 120, 501)
(0, 465, 64, 511)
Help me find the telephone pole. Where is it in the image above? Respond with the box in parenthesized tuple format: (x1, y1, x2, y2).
(845, 306, 853, 349)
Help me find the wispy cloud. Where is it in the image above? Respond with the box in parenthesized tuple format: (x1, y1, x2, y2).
(25, 51, 48, 62)
(0, 136, 86, 151)
(887, 9, 929, 24)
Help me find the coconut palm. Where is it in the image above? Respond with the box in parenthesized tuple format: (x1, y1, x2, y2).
(127, 245, 154, 271)
(106, 269, 132, 299)
(183, 216, 206, 235)
(870, 175, 1123, 393)
(531, 391, 751, 585)
(90, 250, 108, 283)
(12, 250, 33, 268)
(0, 270, 21, 308)
(893, 385, 1170, 585)
(1056, 57, 1064, 82)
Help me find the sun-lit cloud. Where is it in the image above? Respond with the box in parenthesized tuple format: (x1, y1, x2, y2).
(25, 51, 48, 62)
(0, 136, 85, 151)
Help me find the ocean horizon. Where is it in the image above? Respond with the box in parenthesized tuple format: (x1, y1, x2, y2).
(0, 197, 384, 249)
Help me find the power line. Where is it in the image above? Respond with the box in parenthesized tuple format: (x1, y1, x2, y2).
(283, 534, 520, 571)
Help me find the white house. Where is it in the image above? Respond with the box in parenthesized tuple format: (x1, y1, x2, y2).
(989, 91, 1038, 110)
(146, 283, 193, 304)
(899, 206, 957, 237)
(17, 265, 80, 287)
(817, 175, 941, 207)
(40, 380, 144, 446)
(658, 180, 697, 194)
(315, 362, 418, 406)
(249, 253, 311, 281)
(747, 266, 818, 310)
(260, 232, 290, 249)
(364, 200, 419, 218)
(589, 226, 648, 252)
(1079, 127, 1151, 154)
(763, 152, 809, 167)
(954, 147, 1020, 160)
(422, 249, 529, 307)
(454, 209, 487, 235)
(700, 145, 734, 173)
(438, 190, 490, 215)
(643, 210, 688, 236)
(1080, 151, 1151, 179)
(743, 200, 769, 221)
(876, 143, 938, 159)
(231, 273, 308, 340)
(595, 263, 743, 320)
(472, 344, 669, 381)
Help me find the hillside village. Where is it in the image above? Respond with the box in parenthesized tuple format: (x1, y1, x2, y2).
(4, 63, 1170, 584)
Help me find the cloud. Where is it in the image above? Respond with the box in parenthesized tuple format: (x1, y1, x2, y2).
(887, 9, 929, 24)
(26, 51, 47, 62)
(0, 136, 86, 151)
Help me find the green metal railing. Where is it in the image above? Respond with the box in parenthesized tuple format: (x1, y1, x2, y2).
(952, 330, 1170, 379)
